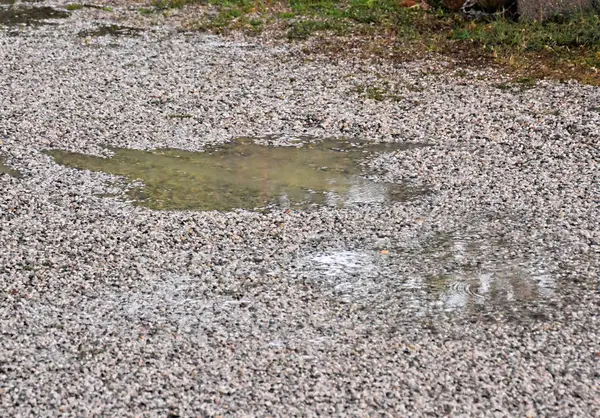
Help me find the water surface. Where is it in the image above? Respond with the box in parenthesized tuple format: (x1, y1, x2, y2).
(302, 232, 556, 315)
(0, 157, 20, 177)
(0, 5, 69, 25)
(47, 138, 427, 211)
(78, 24, 141, 37)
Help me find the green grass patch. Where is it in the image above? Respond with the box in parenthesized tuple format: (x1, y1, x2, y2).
(152, 0, 206, 11)
(447, 13, 600, 84)
(450, 14, 600, 50)
(287, 19, 347, 39)
(146, 0, 600, 85)
(353, 80, 404, 101)
(66, 3, 114, 12)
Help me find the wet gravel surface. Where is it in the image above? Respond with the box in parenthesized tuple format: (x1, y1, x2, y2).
(1, 3, 599, 416)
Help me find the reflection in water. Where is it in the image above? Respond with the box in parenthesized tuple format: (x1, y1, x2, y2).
(420, 234, 556, 311)
(303, 233, 556, 313)
(425, 267, 555, 312)
(312, 251, 373, 276)
(46, 138, 426, 211)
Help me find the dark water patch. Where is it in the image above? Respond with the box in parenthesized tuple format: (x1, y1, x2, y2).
(166, 113, 193, 119)
(67, 3, 114, 11)
(46, 138, 427, 211)
(0, 6, 70, 25)
(0, 157, 20, 177)
(78, 24, 141, 37)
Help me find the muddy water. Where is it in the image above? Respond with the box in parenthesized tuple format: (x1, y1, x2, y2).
(0, 5, 70, 25)
(46, 138, 427, 211)
(78, 24, 141, 38)
(0, 157, 20, 177)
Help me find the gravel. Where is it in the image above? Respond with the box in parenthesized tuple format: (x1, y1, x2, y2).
(0, 2, 599, 416)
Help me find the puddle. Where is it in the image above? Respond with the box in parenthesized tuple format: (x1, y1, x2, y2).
(300, 232, 556, 314)
(0, 157, 20, 177)
(309, 250, 384, 297)
(78, 24, 141, 37)
(422, 267, 554, 312)
(416, 234, 555, 312)
(46, 138, 427, 211)
(0, 6, 70, 25)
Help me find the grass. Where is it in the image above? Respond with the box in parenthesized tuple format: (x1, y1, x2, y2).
(152, 0, 205, 10)
(451, 14, 600, 50)
(287, 19, 347, 40)
(66, 4, 85, 11)
(353, 80, 404, 101)
(140, 0, 600, 85)
(66, 3, 114, 11)
(448, 13, 600, 83)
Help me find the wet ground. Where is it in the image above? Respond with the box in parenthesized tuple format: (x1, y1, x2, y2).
(0, 156, 20, 176)
(0, 0, 45, 4)
(0, 2, 598, 416)
(77, 24, 141, 37)
(298, 232, 556, 316)
(0, 3, 69, 25)
(43, 136, 561, 316)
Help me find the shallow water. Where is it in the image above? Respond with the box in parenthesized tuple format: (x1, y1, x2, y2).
(421, 267, 554, 312)
(0, 157, 20, 177)
(0, 5, 70, 25)
(417, 234, 555, 311)
(46, 138, 427, 211)
(303, 232, 556, 314)
(78, 24, 141, 38)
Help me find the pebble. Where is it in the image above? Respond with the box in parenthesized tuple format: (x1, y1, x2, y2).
(0, 2, 598, 416)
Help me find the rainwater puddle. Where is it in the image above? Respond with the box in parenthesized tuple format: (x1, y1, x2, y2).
(78, 24, 141, 37)
(0, 157, 20, 177)
(417, 234, 555, 312)
(311, 251, 381, 295)
(301, 233, 556, 314)
(0, 5, 70, 25)
(422, 267, 555, 312)
(46, 138, 427, 211)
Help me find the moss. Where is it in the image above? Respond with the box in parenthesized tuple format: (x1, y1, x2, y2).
(66, 3, 84, 11)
